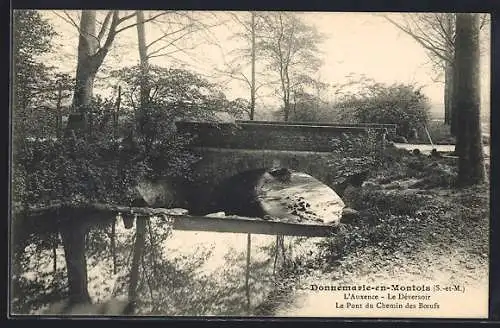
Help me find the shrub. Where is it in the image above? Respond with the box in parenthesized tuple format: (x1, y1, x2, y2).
(326, 130, 381, 191)
(334, 83, 430, 138)
(12, 100, 200, 212)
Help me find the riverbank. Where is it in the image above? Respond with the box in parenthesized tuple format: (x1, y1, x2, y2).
(255, 148, 490, 318)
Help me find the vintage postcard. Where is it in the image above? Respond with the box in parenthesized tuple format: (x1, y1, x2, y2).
(9, 10, 491, 319)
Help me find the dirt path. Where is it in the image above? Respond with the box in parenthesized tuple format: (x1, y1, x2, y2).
(274, 243, 488, 318)
(265, 177, 490, 318)
(394, 143, 490, 157)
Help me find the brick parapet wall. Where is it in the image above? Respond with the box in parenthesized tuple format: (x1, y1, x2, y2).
(175, 121, 389, 152)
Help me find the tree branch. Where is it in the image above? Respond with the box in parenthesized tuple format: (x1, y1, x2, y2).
(145, 25, 191, 50)
(114, 12, 168, 35)
(54, 11, 100, 51)
(384, 15, 450, 63)
(117, 11, 137, 24)
(97, 11, 113, 42)
(146, 28, 199, 57)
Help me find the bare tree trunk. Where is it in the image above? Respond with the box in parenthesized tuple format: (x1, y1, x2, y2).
(283, 68, 291, 122)
(454, 13, 485, 185)
(66, 10, 120, 137)
(56, 83, 63, 138)
(113, 85, 121, 138)
(111, 219, 117, 275)
(66, 11, 99, 136)
(60, 220, 91, 305)
(137, 11, 149, 101)
(128, 217, 146, 311)
(444, 14, 455, 128)
(250, 12, 256, 121)
(451, 57, 460, 139)
(283, 104, 289, 122)
(444, 62, 453, 125)
(135, 10, 151, 139)
(127, 12, 150, 312)
(245, 233, 251, 313)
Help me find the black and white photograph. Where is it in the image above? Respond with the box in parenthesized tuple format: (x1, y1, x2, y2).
(9, 10, 491, 318)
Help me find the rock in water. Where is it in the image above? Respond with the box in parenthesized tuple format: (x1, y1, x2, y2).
(340, 207, 361, 224)
(206, 211, 226, 218)
(268, 168, 292, 183)
(256, 170, 345, 225)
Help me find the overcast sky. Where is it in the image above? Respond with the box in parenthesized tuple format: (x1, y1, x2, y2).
(40, 10, 491, 114)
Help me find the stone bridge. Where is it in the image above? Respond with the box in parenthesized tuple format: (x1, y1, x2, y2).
(174, 120, 396, 214)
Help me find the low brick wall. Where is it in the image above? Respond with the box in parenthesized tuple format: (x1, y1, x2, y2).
(175, 121, 385, 152)
(235, 120, 398, 132)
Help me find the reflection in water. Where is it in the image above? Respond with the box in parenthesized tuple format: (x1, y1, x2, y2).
(11, 215, 295, 315)
(11, 171, 340, 316)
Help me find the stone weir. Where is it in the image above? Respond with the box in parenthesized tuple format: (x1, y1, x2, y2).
(175, 120, 391, 153)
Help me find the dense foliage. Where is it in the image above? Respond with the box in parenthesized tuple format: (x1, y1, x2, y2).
(281, 91, 328, 122)
(13, 10, 74, 141)
(13, 10, 55, 109)
(13, 64, 248, 210)
(112, 65, 248, 122)
(271, 82, 431, 144)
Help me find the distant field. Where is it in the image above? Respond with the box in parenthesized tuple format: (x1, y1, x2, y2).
(429, 119, 490, 137)
(429, 107, 490, 137)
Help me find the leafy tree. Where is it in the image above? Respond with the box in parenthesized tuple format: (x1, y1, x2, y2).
(59, 10, 167, 135)
(257, 12, 323, 121)
(113, 66, 234, 119)
(13, 10, 55, 106)
(12, 10, 58, 140)
(274, 91, 325, 122)
(111, 65, 244, 179)
(215, 12, 273, 120)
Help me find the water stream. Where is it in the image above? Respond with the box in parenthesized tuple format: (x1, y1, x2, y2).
(11, 171, 344, 316)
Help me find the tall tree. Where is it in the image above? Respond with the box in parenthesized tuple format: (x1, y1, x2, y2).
(258, 13, 323, 121)
(56, 10, 164, 305)
(132, 11, 215, 134)
(250, 12, 256, 120)
(454, 13, 485, 185)
(214, 12, 273, 120)
(383, 14, 455, 126)
(128, 11, 148, 311)
(60, 10, 167, 135)
(383, 13, 489, 134)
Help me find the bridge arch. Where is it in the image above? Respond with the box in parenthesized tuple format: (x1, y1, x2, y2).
(185, 148, 344, 214)
(175, 121, 386, 214)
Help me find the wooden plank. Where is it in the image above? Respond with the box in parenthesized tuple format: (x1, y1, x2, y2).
(18, 202, 337, 237)
(171, 215, 337, 237)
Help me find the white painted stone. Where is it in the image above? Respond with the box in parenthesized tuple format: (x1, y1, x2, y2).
(163, 208, 189, 216)
(205, 211, 226, 218)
